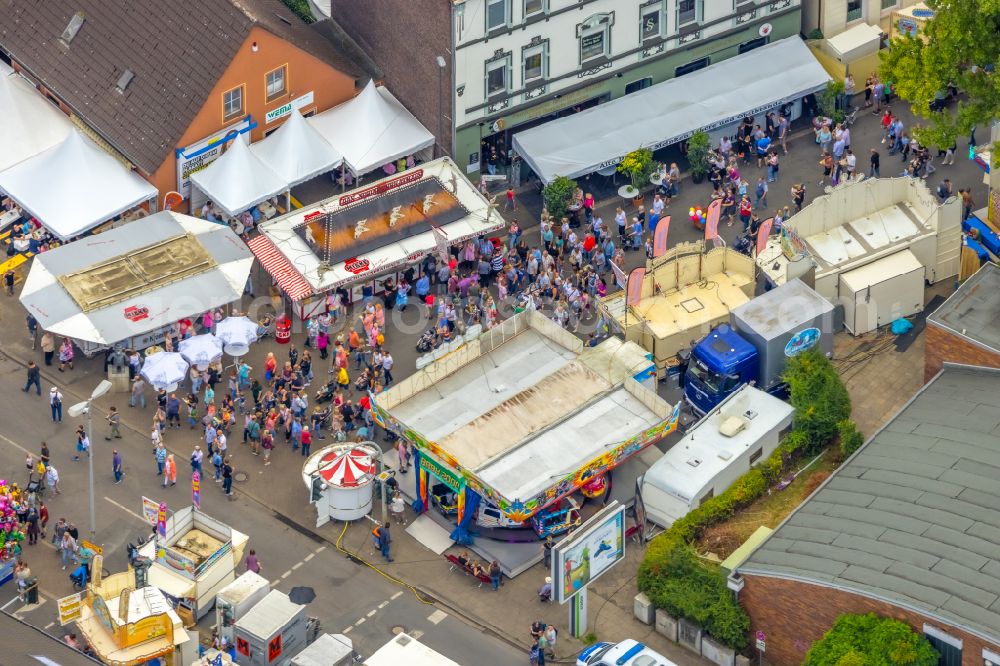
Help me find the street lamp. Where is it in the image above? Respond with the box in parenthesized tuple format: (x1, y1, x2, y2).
(436, 55, 447, 157)
(68, 379, 113, 542)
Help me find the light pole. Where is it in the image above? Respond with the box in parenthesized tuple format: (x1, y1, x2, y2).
(436, 56, 447, 157)
(68, 379, 113, 541)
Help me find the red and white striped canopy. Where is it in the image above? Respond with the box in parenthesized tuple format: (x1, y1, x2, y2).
(247, 234, 314, 302)
(317, 447, 377, 487)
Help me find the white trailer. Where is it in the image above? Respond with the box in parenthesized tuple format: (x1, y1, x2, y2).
(216, 571, 270, 646)
(641, 386, 793, 528)
(362, 633, 462, 666)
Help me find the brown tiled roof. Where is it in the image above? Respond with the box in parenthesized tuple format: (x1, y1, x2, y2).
(0, 0, 366, 173)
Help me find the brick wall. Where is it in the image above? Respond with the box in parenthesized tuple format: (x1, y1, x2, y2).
(925, 324, 1000, 383)
(740, 575, 1000, 665)
(328, 1, 453, 156)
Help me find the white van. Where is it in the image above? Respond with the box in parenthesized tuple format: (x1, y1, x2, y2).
(576, 640, 677, 666)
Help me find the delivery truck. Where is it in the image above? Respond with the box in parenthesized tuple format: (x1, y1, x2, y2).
(683, 279, 834, 415)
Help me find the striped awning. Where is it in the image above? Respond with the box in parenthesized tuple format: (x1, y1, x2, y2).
(246, 234, 314, 302)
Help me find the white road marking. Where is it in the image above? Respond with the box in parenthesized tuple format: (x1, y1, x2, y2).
(343, 626, 353, 634)
(291, 562, 303, 570)
(0, 432, 30, 455)
(377, 601, 389, 609)
(104, 496, 147, 522)
(1, 596, 20, 611)
(44, 622, 54, 629)
(281, 571, 291, 579)
(303, 553, 315, 562)
(427, 609, 448, 625)
(314, 546, 326, 554)
(390, 591, 403, 600)
(366, 610, 377, 618)
(354, 617, 366, 626)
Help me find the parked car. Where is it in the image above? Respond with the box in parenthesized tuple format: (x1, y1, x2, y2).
(577, 640, 677, 666)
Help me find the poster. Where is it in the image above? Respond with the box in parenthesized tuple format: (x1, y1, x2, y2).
(175, 117, 253, 199)
(192, 471, 201, 510)
(142, 497, 160, 524)
(554, 503, 625, 604)
(157, 502, 168, 539)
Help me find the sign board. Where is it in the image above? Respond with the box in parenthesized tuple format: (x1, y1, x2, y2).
(265, 91, 314, 125)
(756, 630, 766, 652)
(80, 539, 103, 556)
(57, 592, 84, 626)
(142, 497, 160, 524)
(756, 638, 766, 651)
(553, 502, 626, 604)
(175, 117, 253, 198)
(192, 471, 201, 509)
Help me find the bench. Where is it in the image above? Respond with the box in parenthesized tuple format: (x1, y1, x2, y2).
(444, 554, 491, 588)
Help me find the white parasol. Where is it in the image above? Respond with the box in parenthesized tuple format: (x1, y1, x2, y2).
(178, 333, 223, 369)
(214, 316, 260, 348)
(140, 351, 189, 391)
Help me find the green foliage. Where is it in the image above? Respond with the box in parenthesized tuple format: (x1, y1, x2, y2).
(804, 613, 939, 666)
(806, 28, 824, 40)
(785, 350, 851, 454)
(686, 130, 712, 178)
(582, 632, 598, 646)
(837, 419, 864, 459)
(617, 147, 657, 191)
(818, 81, 846, 124)
(279, 0, 316, 23)
(542, 175, 578, 221)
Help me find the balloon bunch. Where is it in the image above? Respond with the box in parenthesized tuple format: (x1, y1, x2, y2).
(689, 207, 706, 226)
(0, 485, 24, 556)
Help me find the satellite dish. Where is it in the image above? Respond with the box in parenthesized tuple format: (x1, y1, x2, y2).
(224, 343, 249, 357)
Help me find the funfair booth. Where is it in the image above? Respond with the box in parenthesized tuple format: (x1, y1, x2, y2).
(372, 309, 680, 547)
(248, 156, 503, 320)
(19, 211, 253, 355)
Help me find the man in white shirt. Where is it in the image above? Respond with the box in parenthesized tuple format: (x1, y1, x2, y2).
(382, 353, 394, 386)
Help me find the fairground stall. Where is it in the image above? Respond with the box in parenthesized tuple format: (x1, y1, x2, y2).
(248, 156, 503, 320)
(371, 309, 679, 548)
(19, 211, 253, 356)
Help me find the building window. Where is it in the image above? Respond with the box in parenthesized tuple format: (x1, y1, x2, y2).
(675, 57, 709, 77)
(222, 85, 244, 121)
(699, 488, 714, 506)
(265, 65, 287, 102)
(625, 77, 652, 94)
(846, 0, 863, 22)
(924, 626, 962, 666)
(880, 0, 898, 8)
(677, 0, 702, 26)
(749, 448, 763, 464)
(738, 36, 768, 53)
(486, 0, 510, 32)
(524, 0, 546, 18)
(640, 2, 664, 41)
(522, 43, 547, 85)
(485, 56, 511, 98)
(578, 13, 613, 64)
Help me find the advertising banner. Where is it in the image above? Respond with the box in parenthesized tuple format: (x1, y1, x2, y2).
(175, 117, 253, 198)
(554, 503, 626, 604)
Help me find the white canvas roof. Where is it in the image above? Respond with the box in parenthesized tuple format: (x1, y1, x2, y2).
(190, 136, 287, 218)
(513, 37, 830, 184)
(250, 108, 343, 186)
(0, 71, 73, 172)
(309, 81, 435, 176)
(20, 211, 253, 345)
(826, 22, 882, 61)
(0, 130, 157, 240)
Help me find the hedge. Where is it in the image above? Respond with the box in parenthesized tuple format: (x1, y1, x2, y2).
(638, 350, 851, 651)
(803, 613, 939, 665)
(279, 0, 315, 23)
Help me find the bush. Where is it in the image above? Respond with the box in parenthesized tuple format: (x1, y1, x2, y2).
(837, 419, 864, 459)
(817, 80, 846, 123)
(280, 0, 316, 22)
(785, 350, 851, 454)
(542, 175, 578, 221)
(804, 613, 939, 666)
(618, 147, 656, 191)
(687, 130, 712, 179)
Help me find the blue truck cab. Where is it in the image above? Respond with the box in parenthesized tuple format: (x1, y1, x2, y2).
(684, 325, 758, 416)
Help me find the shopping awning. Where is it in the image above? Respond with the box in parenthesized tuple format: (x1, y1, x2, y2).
(250, 108, 343, 186)
(190, 137, 288, 218)
(246, 234, 315, 301)
(512, 37, 831, 184)
(0, 130, 157, 240)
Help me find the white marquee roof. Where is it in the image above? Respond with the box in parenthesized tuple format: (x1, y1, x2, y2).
(190, 136, 287, 218)
(0, 71, 73, 173)
(250, 108, 343, 186)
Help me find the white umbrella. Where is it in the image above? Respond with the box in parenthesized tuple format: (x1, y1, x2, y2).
(140, 351, 189, 391)
(215, 316, 260, 348)
(179, 334, 223, 369)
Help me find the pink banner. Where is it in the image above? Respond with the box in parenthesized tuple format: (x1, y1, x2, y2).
(705, 199, 721, 241)
(626, 268, 646, 306)
(756, 217, 774, 256)
(653, 216, 671, 257)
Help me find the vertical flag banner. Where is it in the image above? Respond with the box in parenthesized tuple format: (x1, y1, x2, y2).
(652, 216, 671, 257)
(157, 503, 167, 539)
(192, 471, 201, 510)
(756, 217, 774, 256)
(705, 199, 721, 241)
(626, 268, 646, 306)
(610, 260, 627, 290)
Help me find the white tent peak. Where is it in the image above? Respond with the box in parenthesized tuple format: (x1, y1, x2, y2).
(190, 134, 287, 218)
(0, 71, 73, 172)
(250, 108, 343, 187)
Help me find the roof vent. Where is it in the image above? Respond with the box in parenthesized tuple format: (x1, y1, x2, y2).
(686, 457, 702, 468)
(116, 69, 135, 94)
(719, 416, 747, 437)
(395, 634, 412, 646)
(61, 11, 86, 45)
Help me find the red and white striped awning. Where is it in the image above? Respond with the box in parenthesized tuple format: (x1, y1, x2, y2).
(246, 234, 314, 302)
(317, 448, 377, 487)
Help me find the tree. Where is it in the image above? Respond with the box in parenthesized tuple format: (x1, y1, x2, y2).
(617, 148, 656, 191)
(878, 0, 1000, 157)
(686, 130, 712, 181)
(784, 349, 851, 453)
(804, 613, 939, 666)
(542, 175, 578, 221)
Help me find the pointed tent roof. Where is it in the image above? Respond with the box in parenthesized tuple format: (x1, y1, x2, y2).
(0, 72, 74, 173)
(190, 136, 288, 218)
(317, 448, 377, 487)
(0, 130, 157, 240)
(309, 81, 435, 176)
(250, 108, 343, 187)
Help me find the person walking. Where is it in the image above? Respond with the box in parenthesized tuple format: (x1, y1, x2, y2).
(25, 505, 39, 545)
(112, 450, 124, 484)
(300, 426, 312, 457)
(130, 376, 146, 409)
(41, 332, 55, 366)
(154, 442, 167, 476)
(22, 361, 41, 396)
(60, 530, 77, 570)
(390, 490, 406, 525)
(190, 446, 204, 475)
(51, 517, 67, 547)
(542, 535, 554, 569)
(105, 407, 121, 440)
(245, 549, 262, 573)
(163, 454, 177, 487)
(489, 559, 502, 591)
(73, 425, 90, 461)
(26, 313, 38, 348)
(50, 387, 63, 422)
(57, 338, 74, 372)
(376, 522, 393, 562)
(3, 268, 14, 296)
(222, 457, 234, 496)
(45, 464, 60, 495)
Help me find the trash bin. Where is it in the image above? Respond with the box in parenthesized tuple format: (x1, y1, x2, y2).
(275, 315, 291, 345)
(23, 576, 38, 604)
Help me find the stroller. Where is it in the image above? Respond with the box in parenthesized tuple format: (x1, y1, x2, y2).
(69, 563, 89, 590)
(25, 472, 43, 501)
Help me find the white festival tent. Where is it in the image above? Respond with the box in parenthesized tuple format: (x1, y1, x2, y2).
(512, 37, 831, 184)
(309, 81, 435, 177)
(250, 108, 344, 186)
(0, 70, 74, 173)
(0, 130, 157, 240)
(190, 135, 288, 218)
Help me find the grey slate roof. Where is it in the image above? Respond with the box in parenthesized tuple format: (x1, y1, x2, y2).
(738, 365, 1000, 643)
(928, 263, 1000, 354)
(0, 0, 369, 174)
